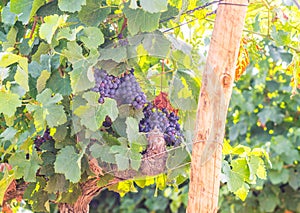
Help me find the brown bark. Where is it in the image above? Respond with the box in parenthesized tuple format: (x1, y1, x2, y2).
(3, 128, 168, 213)
(187, 0, 248, 212)
(58, 178, 121, 213)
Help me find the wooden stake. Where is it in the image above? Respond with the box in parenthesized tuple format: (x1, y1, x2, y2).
(187, 0, 248, 212)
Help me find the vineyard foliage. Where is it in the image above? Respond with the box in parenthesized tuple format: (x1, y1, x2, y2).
(0, 0, 299, 212)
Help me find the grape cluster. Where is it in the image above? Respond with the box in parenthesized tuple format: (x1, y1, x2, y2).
(92, 69, 147, 110)
(92, 69, 120, 104)
(115, 71, 147, 110)
(139, 103, 182, 146)
(34, 129, 52, 150)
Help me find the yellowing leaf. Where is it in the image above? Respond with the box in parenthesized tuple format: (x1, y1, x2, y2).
(39, 15, 67, 43)
(0, 52, 28, 73)
(257, 160, 267, 179)
(15, 66, 29, 91)
(234, 183, 249, 201)
(235, 38, 250, 81)
(37, 70, 51, 92)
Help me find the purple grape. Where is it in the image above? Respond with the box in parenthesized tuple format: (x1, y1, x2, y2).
(139, 104, 182, 146)
(34, 129, 52, 151)
(92, 69, 121, 104)
(114, 71, 147, 110)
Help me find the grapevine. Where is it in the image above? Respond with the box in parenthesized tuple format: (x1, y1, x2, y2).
(92, 67, 183, 146)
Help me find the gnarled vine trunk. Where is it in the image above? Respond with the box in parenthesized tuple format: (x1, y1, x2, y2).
(187, 0, 248, 212)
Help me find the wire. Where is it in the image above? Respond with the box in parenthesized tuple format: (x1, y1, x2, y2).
(218, 2, 249, 6)
(162, 10, 217, 33)
(159, 0, 221, 23)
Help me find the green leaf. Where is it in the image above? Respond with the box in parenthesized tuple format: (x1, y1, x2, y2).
(45, 173, 68, 193)
(57, 26, 83, 41)
(2, 4, 17, 25)
(36, 0, 63, 17)
(2, 27, 17, 51)
(128, 150, 142, 171)
(9, 150, 41, 182)
(289, 169, 300, 190)
(126, 117, 139, 143)
(140, 0, 167, 13)
(58, 0, 86, 12)
(27, 88, 67, 131)
(74, 95, 118, 132)
(115, 153, 130, 171)
(258, 187, 280, 212)
(110, 145, 130, 171)
(54, 146, 83, 183)
(39, 14, 67, 43)
(96, 98, 119, 124)
(80, 27, 104, 49)
(78, 0, 111, 26)
(46, 71, 72, 96)
(269, 168, 289, 185)
(64, 42, 99, 93)
(99, 46, 127, 63)
(123, 5, 161, 35)
(169, 75, 197, 110)
(0, 91, 22, 117)
(59, 183, 82, 203)
(10, 0, 32, 24)
(90, 143, 116, 163)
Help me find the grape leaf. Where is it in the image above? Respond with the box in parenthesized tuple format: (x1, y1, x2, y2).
(90, 143, 116, 163)
(123, 5, 161, 35)
(2, 27, 17, 51)
(45, 173, 68, 193)
(99, 46, 127, 63)
(63, 42, 99, 93)
(169, 75, 197, 110)
(140, 0, 167, 13)
(39, 15, 67, 44)
(14, 66, 29, 92)
(115, 154, 130, 171)
(58, 0, 86, 12)
(234, 183, 249, 201)
(126, 117, 139, 143)
(10, 0, 33, 24)
(0, 91, 22, 117)
(46, 71, 72, 96)
(73, 93, 118, 132)
(59, 183, 82, 203)
(10, 0, 44, 24)
(57, 27, 83, 41)
(54, 146, 83, 183)
(80, 27, 104, 49)
(78, 0, 111, 26)
(9, 150, 41, 182)
(27, 88, 67, 131)
(36, 70, 50, 93)
(2, 4, 17, 25)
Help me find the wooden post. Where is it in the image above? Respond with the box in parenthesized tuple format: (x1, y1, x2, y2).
(187, 0, 248, 212)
